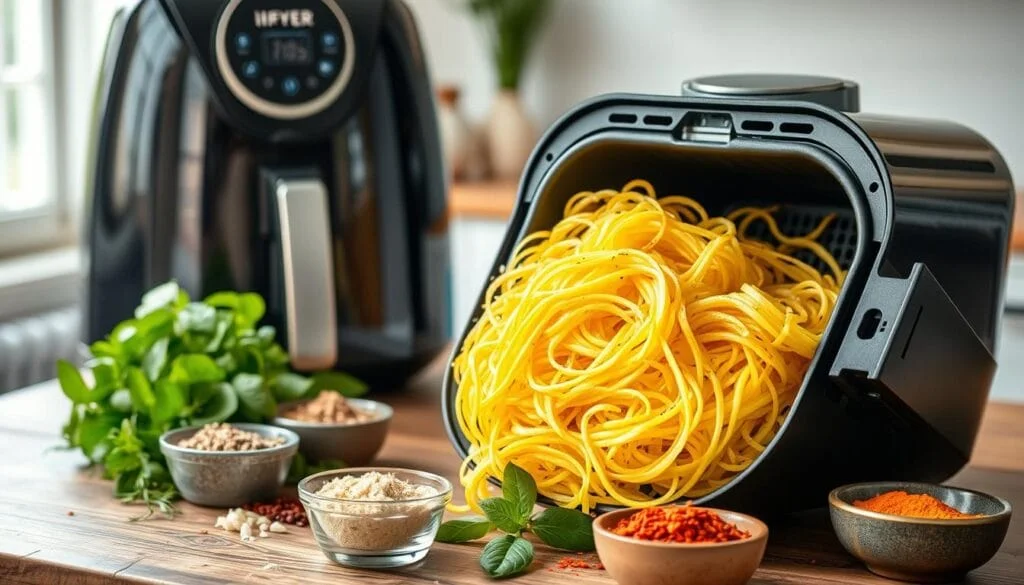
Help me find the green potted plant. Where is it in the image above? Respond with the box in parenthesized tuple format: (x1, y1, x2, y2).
(453, 0, 552, 179)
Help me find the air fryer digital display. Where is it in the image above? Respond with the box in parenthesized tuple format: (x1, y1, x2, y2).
(262, 32, 314, 66)
(215, 0, 355, 119)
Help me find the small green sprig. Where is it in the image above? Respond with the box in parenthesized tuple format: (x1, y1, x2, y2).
(436, 462, 595, 578)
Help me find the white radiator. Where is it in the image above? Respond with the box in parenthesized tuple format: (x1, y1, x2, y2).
(0, 306, 82, 394)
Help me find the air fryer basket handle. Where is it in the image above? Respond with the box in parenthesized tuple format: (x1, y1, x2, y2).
(269, 175, 338, 371)
(829, 264, 995, 459)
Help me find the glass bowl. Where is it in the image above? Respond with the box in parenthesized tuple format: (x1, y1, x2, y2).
(297, 467, 453, 569)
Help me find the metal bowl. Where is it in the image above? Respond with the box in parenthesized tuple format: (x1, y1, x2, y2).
(159, 423, 299, 507)
(829, 482, 1012, 583)
(273, 398, 392, 466)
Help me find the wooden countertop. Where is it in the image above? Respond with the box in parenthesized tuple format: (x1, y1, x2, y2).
(1, 358, 1023, 584)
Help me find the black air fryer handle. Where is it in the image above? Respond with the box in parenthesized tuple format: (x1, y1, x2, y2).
(829, 264, 995, 459)
(262, 168, 338, 372)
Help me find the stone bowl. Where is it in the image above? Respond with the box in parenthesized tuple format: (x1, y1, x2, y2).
(829, 481, 1012, 583)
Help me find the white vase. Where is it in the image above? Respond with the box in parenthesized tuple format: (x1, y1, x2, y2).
(487, 89, 536, 180)
(436, 85, 473, 180)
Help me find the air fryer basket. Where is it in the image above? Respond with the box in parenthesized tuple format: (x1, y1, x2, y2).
(442, 94, 1010, 515)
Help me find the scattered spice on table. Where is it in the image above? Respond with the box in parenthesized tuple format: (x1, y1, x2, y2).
(852, 490, 981, 519)
(612, 504, 751, 543)
(280, 391, 374, 424)
(66, 511, 74, 516)
(243, 496, 308, 527)
(310, 471, 440, 550)
(553, 555, 604, 570)
(177, 423, 285, 451)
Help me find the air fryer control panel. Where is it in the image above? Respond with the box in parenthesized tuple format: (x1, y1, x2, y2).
(215, 0, 355, 120)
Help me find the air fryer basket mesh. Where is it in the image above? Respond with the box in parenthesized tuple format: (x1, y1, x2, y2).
(737, 205, 858, 272)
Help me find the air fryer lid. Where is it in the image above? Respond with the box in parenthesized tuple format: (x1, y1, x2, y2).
(681, 73, 860, 112)
(442, 93, 1006, 514)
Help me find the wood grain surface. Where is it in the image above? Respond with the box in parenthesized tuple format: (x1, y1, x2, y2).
(1, 358, 1023, 584)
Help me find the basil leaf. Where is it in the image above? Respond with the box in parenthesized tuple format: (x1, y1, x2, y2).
(204, 291, 239, 310)
(480, 497, 528, 534)
(190, 382, 238, 425)
(480, 535, 533, 578)
(436, 518, 493, 543)
(177, 302, 217, 334)
(310, 371, 368, 398)
(204, 315, 232, 353)
(126, 367, 156, 413)
(530, 508, 595, 552)
(86, 357, 120, 396)
(152, 380, 185, 423)
(57, 360, 89, 403)
(109, 389, 133, 413)
(89, 340, 122, 361)
(77, 413, 120, 462)
(170, 354, 225, 384)
(236, 293, 266, 328)
(256, 325, 276, 347)
(143, 338, 169, 382)
(502, 462, 537, 522)
(136, 282, 180, 318)
(272, 372, 314, 401)
(233, 373, 275, 420)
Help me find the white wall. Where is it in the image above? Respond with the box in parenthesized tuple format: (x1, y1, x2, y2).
(408, 0, 1024, 184)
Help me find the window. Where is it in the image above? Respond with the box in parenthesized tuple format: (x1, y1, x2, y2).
(0, 0, 59, 255)
(0, 0, 125, 257)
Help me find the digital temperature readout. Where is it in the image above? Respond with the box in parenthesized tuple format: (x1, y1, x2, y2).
(262, 32, 313, 66)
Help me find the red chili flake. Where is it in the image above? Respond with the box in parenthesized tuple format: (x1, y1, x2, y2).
(242, 496, 308, 526)
(554, 556, 605, 571)
(611, 504, 750, 543)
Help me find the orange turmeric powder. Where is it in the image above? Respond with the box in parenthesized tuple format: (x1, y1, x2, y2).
(852, 490, 980, 519)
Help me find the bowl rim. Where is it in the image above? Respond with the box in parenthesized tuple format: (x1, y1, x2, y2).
(159, 422, 300, 457)
(593, 506, 769, 549)
(297, 466, 454, 505)
(828, 481, 1013, 526)
(273, 397, 394, 428)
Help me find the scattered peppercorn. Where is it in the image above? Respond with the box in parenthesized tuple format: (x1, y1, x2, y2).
(66, 511, 74, 516)
(612, 505, 750, 543)
(242, 496, 308, 527)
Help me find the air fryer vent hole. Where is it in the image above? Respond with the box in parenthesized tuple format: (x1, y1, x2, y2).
(609, 113, 638, 124)
(869, 182, 879, 193)
(741, 120, 774, 132)
(737, 205, 857, 273)
(780, 122, 814, 134)
(642, 115, 673, 127)
(545, 153, 554, 162)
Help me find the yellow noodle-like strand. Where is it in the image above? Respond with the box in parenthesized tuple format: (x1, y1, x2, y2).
(452, 180, 843, 512)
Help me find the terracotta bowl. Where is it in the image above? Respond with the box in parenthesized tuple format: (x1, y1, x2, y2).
(829, 482, 1012, 583)
(593, 507, 768, 585)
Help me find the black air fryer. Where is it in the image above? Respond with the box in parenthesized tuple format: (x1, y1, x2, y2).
(443, 75, 1015, 513)
(84, 0, 449, 385)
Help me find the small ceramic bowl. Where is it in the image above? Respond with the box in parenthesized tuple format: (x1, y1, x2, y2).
(159, 423, 299, 507)
(829, 482, 1012, 583)
(273, 398, 392, 465)
(593, 506, 768, 585)
(297, 467, 452, 569)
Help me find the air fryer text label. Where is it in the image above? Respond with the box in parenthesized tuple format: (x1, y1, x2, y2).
(254, 9, 314, 28)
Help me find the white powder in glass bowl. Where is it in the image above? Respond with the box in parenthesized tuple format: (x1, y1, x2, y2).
(312, 471, 441, 551)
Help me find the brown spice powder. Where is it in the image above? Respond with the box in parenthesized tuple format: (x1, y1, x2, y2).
(177, 423, 285, 451)
(281, 391, 373, 424)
